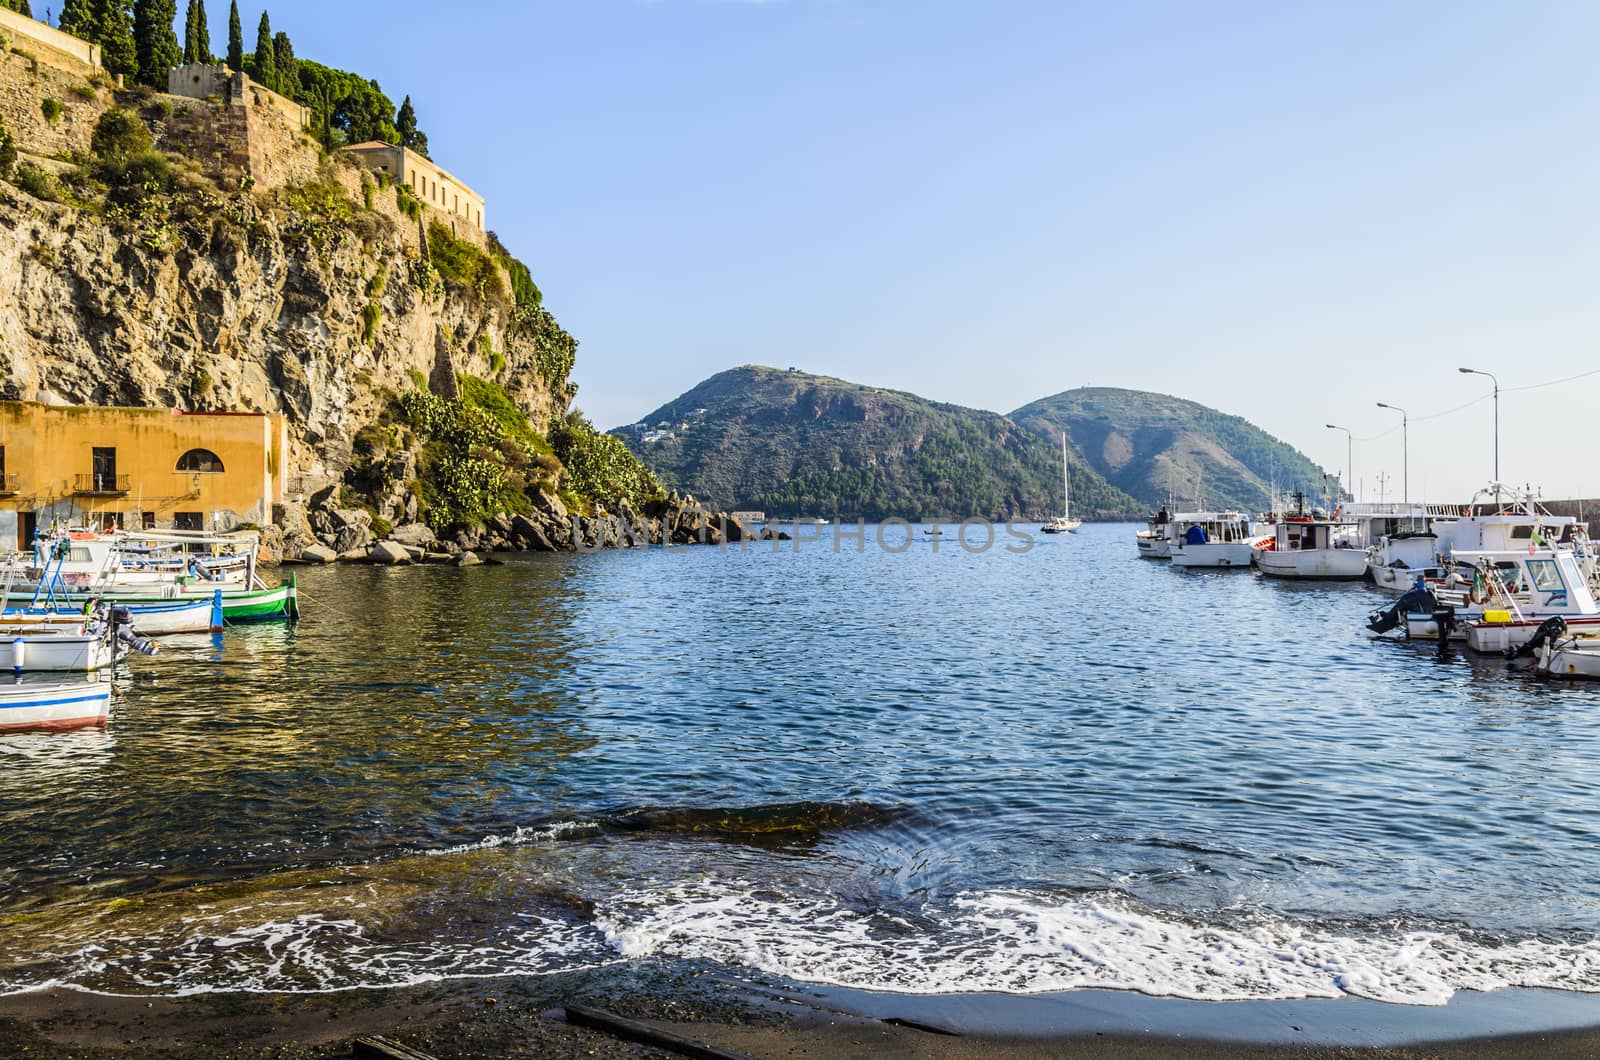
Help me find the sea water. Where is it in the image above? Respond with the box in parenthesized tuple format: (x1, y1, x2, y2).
(4, 522, 1600, 1005)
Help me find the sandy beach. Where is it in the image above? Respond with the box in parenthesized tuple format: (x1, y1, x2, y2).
(5, 976, 1600, 1059)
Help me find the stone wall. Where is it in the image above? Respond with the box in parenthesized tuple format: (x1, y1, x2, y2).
(167, 64, 309, 134)
(0, 8, 101, 78)
(0, 47, 111, 163)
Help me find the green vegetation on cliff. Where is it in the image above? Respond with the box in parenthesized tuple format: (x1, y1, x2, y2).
(613, 366, 1141, 521)
(1011, 388, 1328, 512)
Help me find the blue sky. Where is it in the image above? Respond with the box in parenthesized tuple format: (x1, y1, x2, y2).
(178, 1, 1600, 499)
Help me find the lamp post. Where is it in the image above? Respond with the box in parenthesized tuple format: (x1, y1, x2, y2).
(1376, 402, 1407, 505)
(1458, 367, 1499, 503)
(1326, 424, 1352, 504)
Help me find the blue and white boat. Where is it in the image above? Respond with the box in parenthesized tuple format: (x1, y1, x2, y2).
(0, 679, 113, 733)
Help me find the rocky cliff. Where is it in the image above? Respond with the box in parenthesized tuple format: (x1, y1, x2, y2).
(0, 140, 565, 502)
(0, 40, 737, 560)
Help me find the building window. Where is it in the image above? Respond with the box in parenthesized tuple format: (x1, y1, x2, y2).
(176, 448, 226, 473)
(92, 447, 117, 492)
(142, 512, 156, 530)
(174, 512, 204, 531)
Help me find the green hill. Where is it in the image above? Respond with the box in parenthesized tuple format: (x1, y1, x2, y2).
(612, 367, 1142, 521)
(1010, 388, 1329, 512)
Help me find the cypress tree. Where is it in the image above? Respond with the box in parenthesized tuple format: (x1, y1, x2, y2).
(248, 9, 272, 87)
(58, 0, 93, 36)
(225, 0, 240, 70)
(92, 0, 138, 81)
(133, 0, 181, 87)
(271, 30, 294, 95)
(396, 95, 416, 145)
(193, 0, 208, 61)
(182, 0, 198, 63)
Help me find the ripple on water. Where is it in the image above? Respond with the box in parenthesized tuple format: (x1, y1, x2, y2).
(4, 526, 1600, 1001)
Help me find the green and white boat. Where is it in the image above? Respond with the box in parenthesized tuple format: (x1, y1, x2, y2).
(12, 530, 299, 624)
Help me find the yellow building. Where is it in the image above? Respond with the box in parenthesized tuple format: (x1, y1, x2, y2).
(0, 404, 288, 549)
(344, 141, 486, 233)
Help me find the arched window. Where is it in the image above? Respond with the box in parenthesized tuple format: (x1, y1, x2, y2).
(176, 449, 225, 473)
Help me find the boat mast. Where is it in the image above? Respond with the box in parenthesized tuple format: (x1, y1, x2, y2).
(1062, 432, 1070, 521)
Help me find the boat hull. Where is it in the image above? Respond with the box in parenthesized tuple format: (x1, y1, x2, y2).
(1256, 548, 1369, 580)
(1407, 612, 1600, 643)
(1, 581, 296, 624)
(0, 631, 120, 672)
(1136, 534, 1171, 559)
(1170, 542, 1256, 568)
(0, 681, 113, 732)
(1539, 644, 1600, 679)
(1367, 562, 1443, 596)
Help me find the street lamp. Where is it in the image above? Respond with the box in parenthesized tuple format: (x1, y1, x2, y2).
(1376, 402, 1408, 505)
(1458, 367, 1500, 502)
(1325, 424, 1352, 504)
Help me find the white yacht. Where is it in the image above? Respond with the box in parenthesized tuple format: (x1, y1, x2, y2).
(1041, 433, 1081, 535)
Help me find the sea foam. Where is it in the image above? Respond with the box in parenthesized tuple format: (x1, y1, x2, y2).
(593, 882, 1600, 1006)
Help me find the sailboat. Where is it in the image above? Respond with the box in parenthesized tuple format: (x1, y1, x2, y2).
(1041, 433, 1082, 534)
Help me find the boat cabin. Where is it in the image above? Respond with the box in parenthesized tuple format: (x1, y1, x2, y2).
(1449, 549, 1599, 617)
(1171, 512, 1253, 545)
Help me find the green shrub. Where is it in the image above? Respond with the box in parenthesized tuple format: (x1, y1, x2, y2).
(98, 149, 174, 197)
(91, 108, 153, 161)
(457, 374, 547, 452)
(365, 261, 388, 298)
(70, 83, 96, 100)
(394, 181, 422, 220)
(40, 98, 62, 123)
(14, 163, 55, 201)
(0, 119, 14, 181)
(551, 410, 663, 511)
(427, 221, 503, 303)
(369, 515, 394, 540)
(361, 178, 375, 210)
(154, 99, 174, 119)
(477, 332, 505, 375)
(280, 180, 354, 222)
(360, 302, 381, 345)
(486, 231, 541, 312)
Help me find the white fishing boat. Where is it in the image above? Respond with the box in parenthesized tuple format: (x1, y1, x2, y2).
(1041, 434, 1082, 535)
(1135, 508, 1173, 559)
(1369, 546, 1600, 645)
(0, 679, 114, 733)
(1168, 512, 1260, 568)
(1253, 494, 1367, 580)
(0, 603, 159, 673)
(1535, 628, 1600, 680)
(1350, 504, 1459, 594)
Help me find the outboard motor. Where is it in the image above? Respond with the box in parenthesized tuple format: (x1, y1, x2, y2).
(1511, 616, 1567, 660)
(111, 605, 160, 657)
(1367, 585, 1438, 635)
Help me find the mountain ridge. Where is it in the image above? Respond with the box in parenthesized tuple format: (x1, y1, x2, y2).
(616, 368, 1330, 520)
(1011, 387, 1329, 512)
(612, 365, 1141, 521)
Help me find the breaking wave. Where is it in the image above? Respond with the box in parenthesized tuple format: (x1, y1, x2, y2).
(594, 882, 1600, 1006)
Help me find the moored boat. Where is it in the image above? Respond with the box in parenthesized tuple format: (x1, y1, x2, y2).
(1535, 629, 1600, 680)
(1040, 433, 1082, 534)
(0, 679, 113, 733)
(1368, 546, 1600, 644)
(1253, 494, 1366, 580)
(1135, 508, 1172, 558)
(1168, 512, 1259, 568)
